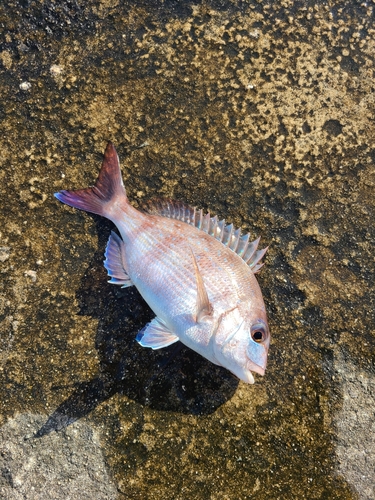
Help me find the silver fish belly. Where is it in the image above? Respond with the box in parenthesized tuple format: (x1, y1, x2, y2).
(55, 143, 270, 383)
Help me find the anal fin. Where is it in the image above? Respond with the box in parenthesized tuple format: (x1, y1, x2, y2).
(136, 317, 179, 349)
(104, 231, 133, 288)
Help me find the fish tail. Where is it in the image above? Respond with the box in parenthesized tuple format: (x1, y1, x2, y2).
(54, 142, 128, 219)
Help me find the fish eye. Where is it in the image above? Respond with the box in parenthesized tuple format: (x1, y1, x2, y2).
(250, 322, 268, 343)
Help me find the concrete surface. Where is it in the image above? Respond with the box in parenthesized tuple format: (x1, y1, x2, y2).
(0, 1, 374, 499)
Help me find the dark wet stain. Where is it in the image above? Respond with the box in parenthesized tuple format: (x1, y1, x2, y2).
(323, 119, 343, 137)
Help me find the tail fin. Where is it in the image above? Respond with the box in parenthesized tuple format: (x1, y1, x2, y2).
(54, 142, 127, 218)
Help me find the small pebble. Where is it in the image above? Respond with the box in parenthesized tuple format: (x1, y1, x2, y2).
(19, 81, 32, 91)
(0, 247, 10, 262)
(24, 270, 37, 281)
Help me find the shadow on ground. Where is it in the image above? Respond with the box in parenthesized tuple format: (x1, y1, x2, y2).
(36, 216, 238, 437)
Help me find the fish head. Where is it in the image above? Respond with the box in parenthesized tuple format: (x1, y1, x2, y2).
(212, 306, 270, 384)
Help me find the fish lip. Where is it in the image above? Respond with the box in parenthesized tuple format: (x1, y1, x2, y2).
(247, 361, 266, 377)
(241, 370, 255, 384)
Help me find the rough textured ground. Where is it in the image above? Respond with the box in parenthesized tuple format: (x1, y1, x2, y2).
(0, 1, 374, 499)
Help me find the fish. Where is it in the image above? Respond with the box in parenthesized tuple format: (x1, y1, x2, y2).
(55, 142, 270, 383)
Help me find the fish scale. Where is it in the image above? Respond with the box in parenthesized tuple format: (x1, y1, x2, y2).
(130, 222, 241, 313)
(55, 142, 270, 383)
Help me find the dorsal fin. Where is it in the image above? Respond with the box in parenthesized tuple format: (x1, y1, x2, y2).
(142, 199, 267, 272)
(142, 199, 196, 225)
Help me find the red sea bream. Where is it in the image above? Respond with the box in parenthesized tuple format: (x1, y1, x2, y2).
(55, 143, 270, 383)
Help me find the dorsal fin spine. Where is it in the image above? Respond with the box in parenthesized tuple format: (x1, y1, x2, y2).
(243, 237, 260, 264)
(248, 247, 268, 268)
(209, 216, 218, 237)
(217, 219, 225, 242)
(222, 223, 233, 246)
(253, 262, 265, 273)
(237, 233, 250, 257)
(195, 209, 203, 229)
(230, 228, 241, 252)
(193, 208, 197, 227)
(187, 205, 195, 224)
(202, 213, 210, 232)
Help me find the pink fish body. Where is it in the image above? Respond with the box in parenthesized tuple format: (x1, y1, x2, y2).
(55, 143, 270, 383)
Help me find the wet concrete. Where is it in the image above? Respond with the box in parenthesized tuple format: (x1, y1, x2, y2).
(0, 1, 374, 498)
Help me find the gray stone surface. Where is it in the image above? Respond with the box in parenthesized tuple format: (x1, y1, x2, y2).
(0, 1, 374, 499)
(335, 354, 375, 500)
(0, 414, 117, 499)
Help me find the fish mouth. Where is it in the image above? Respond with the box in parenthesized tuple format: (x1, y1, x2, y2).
(246, 360, 266, 378)
(235, 360, 266, 384)
(242, 370, 255, 384)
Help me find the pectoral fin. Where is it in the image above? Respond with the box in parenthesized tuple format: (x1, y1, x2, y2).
(191, 250, 213, 323)
(136, 317, 180, 349)
(104, 231, 133, 288)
